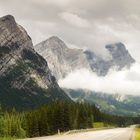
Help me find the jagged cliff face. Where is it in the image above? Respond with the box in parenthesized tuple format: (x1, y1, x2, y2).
(0, 15, 70, 110)
(35, 37, 135, 79)
(84, 42, 135, 76)
(35, 36, 90, 80)
(106, 42, 135, 70)
(84, 50, 111, 76)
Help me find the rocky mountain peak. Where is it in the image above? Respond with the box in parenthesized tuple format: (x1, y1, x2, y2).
(106, 42, 125, 49)
(47, 36, 67, 49)
(84, 50, 98, 61)
(0, 15, 32, 48)
(35, 36, 90, 80)
(0, 15, 70, 110)
(105, 42, 135, 70)
(49, 36, 63, 42)
(36, 36, 67, 53)
(106, 42, 129, 56)
(35, 37, 136, 79)
(0, 15, 16, 28)
(84, 50, 111, 76)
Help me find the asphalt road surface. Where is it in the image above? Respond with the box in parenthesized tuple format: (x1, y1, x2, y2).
(26, 128, 133, 140)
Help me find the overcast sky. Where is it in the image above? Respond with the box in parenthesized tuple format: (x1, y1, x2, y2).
(1, 0, 140, 61)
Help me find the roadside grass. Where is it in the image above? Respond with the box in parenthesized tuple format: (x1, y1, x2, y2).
(93, 122, 112, 128)
(94, 122, 105, 128)
(135, 128, 140, 140)
(0, 137, 17, 140)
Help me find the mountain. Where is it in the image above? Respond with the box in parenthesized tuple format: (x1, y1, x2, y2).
(84, 50, 110, 76)
(35, 36, 90, 80)
(65, 89, 140, 116)
(35, 37, 135, 79)
(0, 15, 70, 110)
(84, 42, 135, 76)
(106, 42, 135, 68)
(34, 36, 137, 116)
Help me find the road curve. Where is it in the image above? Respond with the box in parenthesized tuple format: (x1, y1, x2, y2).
(25, 128, 133, 140)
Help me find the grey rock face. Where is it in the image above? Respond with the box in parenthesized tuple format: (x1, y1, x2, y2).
(0, 15, 33, 76)
(84, 50, 111, 76)
(84, 42, 135, 76)
(0, 15, 70, 110)
(35, 37, 135, 79)
(106, 42, 135, 70)
(35, 36, 90, 80)
(0, 15, 32, 48)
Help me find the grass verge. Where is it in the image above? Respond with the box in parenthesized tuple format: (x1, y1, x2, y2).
(135, 128, 140, 140)
(0, 137, 17, 140)
(93, 122, 113, 128)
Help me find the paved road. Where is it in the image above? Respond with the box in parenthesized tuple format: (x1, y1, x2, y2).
(26, 128, 133, 140)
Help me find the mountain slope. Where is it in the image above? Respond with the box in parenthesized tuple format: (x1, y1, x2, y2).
(65, 89, 140, 116)
(84, 50, 111, 76)
(35, 36, 90, 80)
(0, 15, 70, 110)
(84, 42, 135, 76)
(35, 37, 135, 79)
(34, 36, 136, 116)
(106, 42, 135, 68)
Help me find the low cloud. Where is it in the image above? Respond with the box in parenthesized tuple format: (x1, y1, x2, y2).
(58, 63, 140, 95)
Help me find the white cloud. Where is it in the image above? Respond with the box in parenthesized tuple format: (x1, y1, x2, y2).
(58, 63, 140, 95)
(59, 12, 91, 28)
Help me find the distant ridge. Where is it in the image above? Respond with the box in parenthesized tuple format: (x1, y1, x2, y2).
(35, 36, 135, 79)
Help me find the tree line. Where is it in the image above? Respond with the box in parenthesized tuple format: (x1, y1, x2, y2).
(0, 102, 139, 138)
